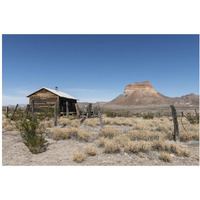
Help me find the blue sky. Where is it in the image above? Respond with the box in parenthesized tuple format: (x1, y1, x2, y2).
(2, 34, 199, 105)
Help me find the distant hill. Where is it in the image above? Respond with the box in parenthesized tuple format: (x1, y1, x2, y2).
(108, 81, 199, 106)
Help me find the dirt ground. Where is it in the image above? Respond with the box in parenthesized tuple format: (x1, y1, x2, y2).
(2, 125, 199, 166)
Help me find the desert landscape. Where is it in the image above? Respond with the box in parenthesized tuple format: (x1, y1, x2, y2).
(2, 81, 199, 166)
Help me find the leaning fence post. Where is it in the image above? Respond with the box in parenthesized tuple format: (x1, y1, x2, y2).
(54, 104, 57, 126)
(11, 104, 18, 120)
(66, 102, 69, 118)
(31, 100, 34, 118)
(170, 105, 179, 141)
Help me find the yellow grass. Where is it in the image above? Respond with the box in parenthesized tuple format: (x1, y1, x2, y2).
(84, 118, 100, 127)
(84, 146, 96, 156)
(77, 130, 91, 141)
(99, 126, 122, 138)
(152, 140, 190, 157)
(2, 119, 16, 131)
(73, 151, 85, 163)
(40, 120, 54, 128)
(104, 140, 121, 153)
(58, 117, 80, 127)
(159, 152, 173, 163)
(49, 127, 78, 140)
(49, 126, 91, 141)
(125, 141, 152, 153)
(128, 130, 164, 141)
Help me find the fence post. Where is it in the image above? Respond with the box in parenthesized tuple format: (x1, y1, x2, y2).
(6, 106, 9, 118)
(75, 103, 80, 117)
(11, 104, 18, 120)
(88, 103, 92, 118)
(66, 102, 69, 118)
(170, 105, 179, 141)
(54, 104, 57, 126)
(31, 100, 34, 118)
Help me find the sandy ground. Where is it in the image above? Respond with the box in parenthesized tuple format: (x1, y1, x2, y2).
(2, 127, 199, 166)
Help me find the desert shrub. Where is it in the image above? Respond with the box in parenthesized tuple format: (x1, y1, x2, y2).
(73, 151, 85, 163)
(35, 107, 54, 120)
(105, 111, 116, 118)
(104, 140, 121, 153)
(186, 113, 199, 124)
(159, 152, 173, 163)
(143, 113, 154, 119)
(125, 141, 152, 153)
(84, 146, 96, 156)
(99, 126, 121, 138)
(17, 118, 46, 154)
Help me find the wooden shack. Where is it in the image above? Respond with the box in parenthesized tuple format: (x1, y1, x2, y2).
(27, 87, 78, 114)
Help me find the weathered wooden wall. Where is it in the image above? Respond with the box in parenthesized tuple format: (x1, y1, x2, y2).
(28, 88, 77, 113)
(29, 89, 59, 111)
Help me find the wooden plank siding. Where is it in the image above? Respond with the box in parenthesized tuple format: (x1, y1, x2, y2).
(28, 88, 77, 113)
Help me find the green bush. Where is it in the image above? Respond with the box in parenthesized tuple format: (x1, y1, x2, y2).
(186, 113, 199, 124)
(143, 113, 154, 119)
(105, 111, 116, 118)
(17, 118, 47, 154)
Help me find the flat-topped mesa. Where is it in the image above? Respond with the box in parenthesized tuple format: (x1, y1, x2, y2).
(124, 81, 156, 94)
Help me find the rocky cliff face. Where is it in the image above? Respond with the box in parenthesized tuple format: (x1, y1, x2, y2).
(108, 81, 199, 106)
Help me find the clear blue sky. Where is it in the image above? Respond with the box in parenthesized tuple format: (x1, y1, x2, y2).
(2, 34, 199, 105)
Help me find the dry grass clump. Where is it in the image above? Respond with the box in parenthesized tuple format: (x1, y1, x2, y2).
(49, 127, 78, 140)
(113, 135, 131, 147)
(152, 140, 190, 157)
(84, 146, 96, 156)
(77, 130, 91, 141)
(98, 137, 110, 147)
(58, 118, 80, 127)
(103, 117, 134, 126)
(104, 140, 121, 153)
(159, 152, 173, 163)
(2, 119, 16, 131)
(84, 118, 100, 127)
(40, 120, 54, 128)
(128, 130, 163, 141)
(99, 126, 121, 138)
(73, 151, 85, 163)
(138, 152, 146, 158)
(49, 126, 91, 141)
(125, 141, 152, 153)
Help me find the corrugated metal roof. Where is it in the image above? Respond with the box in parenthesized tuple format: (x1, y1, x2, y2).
(27, 87, 78, 100)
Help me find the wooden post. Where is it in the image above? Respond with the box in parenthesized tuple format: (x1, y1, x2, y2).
(6, 106, 9, 118)
(170, 105, 179, 141)
(88, 103, 92, 118)
(31, 100, 34, 118)
(54, 104, 57, 126)
(75, 103, 80, 117)
(98, 109, 104, 129)
(11, 104, 18, 120)
(66, 102, 69, 118)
